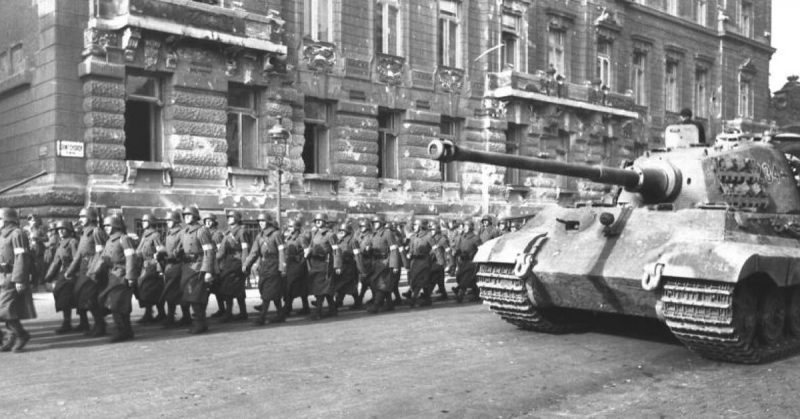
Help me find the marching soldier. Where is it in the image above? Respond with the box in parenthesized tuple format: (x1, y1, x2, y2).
(65, 207, 108, 336)
(243, 212, 286, 325)
(44, 221, 79, 334)
(96, 215, 137, 342)
(352, 218, 372, 309)
(365, 215, 401, 314)
(429, 220, 450, 300)
(478, 215, 502, 243)
(387, 219, 405, 305)
(216, 210, 250, 322)
(453, 220, 481, 303)
(406, 219, 436, 307)
(160, 210, 190, 327)
(0, 208, 35, 352)
(44, 221, 59, 268)
(134, 214, 166, 324)
(282, 219, 310, 316)
(305, 213, 336, 320)
(202, 212, 226, 320)
(25, 214, 46, 290)
(178, 206, 216, 334)
(332, 221, 359, 309)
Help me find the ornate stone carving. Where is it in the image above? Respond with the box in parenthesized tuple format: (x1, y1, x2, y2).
(143, 39, 161, 70)
(263, 52, 287, 75)
(121, 28, 141, 62)
(482, 98, 507, 119)
(83, 27, 119, 59)
(265, 9, 286, 41)
(375, 53, 405, 85)
(224, 47, 242, 76)
(437, 66, 464, 93)
(302, 39, 336, 73)
(164, 36, 179, 70)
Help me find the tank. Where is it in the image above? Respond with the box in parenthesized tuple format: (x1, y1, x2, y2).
(429, 127, 800, 363)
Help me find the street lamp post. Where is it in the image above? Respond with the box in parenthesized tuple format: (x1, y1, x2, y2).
(268, 117, 290, 230)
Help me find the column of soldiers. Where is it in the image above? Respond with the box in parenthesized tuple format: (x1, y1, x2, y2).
(1, 204, 519, 351)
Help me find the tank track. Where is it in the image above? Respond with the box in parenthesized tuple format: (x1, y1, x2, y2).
(660, 279, 800, 364)
(475, 263, 584, 334)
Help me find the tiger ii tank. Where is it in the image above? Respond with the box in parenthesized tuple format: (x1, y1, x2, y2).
(429, 128, 800, 363)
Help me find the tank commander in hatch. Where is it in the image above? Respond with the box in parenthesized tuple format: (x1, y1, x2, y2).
(679, 107, 706, 145)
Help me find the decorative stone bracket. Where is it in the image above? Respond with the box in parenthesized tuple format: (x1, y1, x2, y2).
(375, 53, 405, 85)
(226, 167, 269, 191)
(481, 98, 507, 119)
(124, 161, 173, 186)
(121, 27, 142, 62)
(302, 39, 336, 73)
(437, 66, 465, 93)
(302, 174, 339, 195)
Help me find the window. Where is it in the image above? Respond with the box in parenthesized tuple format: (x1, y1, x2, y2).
(501, 12, 521, 71)
(738, 76, 753, 118)
(694, 0, 707, 25)
(548, 29, 566, 76)
(375, 0, 402, 56)
(666, 0, 678, 15)
(302, 99, 333, 175)
(739, 2, 753, 37)
(437, 0, 461, 68)
(226, 83, 258, 169)
(124, 74, 163, 162)
(504, 123, 525, 185)
(9, 44, 23, 74)
(440, 116, 461, 182)
(665, 59, 680, 113)
(632, 51, 647, 106)
(304, 0, 334, 42)
(694, 67, 708, 118)
(596, 40, 612, 89)
(377, 108, 401, 179)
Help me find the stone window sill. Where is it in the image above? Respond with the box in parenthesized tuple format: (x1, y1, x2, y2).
(303, 173, 340, 195)
(226, 166, 269, 190)
(124, 160, 172, 186)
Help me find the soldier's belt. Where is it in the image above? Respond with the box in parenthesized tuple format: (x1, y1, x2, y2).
(183, 254, 200, 262)
(370, 253, 388, 259)
(309, 254, 327, 260)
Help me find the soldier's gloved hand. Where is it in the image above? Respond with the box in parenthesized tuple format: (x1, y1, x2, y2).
(392, 268, 399, 274)
(335, 268, 342, 275)
(203, 272, 213, 283)
(14, 283, 25, 292)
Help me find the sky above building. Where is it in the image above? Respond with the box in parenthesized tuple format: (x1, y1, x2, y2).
(770, 0, 799, 91)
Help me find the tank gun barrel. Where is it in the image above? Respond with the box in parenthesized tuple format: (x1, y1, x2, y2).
(428, 140, 682, 202)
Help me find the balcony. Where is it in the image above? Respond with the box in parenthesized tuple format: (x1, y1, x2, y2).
(485, 70, 639, 119)
(90, 0, 286, 55)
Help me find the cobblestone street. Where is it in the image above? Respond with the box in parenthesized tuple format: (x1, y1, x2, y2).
(1, 290, 799, 418)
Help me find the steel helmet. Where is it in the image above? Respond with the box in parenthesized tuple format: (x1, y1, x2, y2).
(257, 212, 274, 223)
(202, 212, 218, 223)
(165, 210, 181, 223)
(182, 206, 200, 220)
(0, 208, 19, 224)
(313, 213, 328, 222)
(79, 207, 98, 219)
(103, 215, 125, 231)
(55, 220, 74, 232)
(141, 213, 155, 223)
(226, 210, 243, 223)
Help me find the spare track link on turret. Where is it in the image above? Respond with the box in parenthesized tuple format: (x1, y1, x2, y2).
(476, 263, 583, 334)
(660, 279, 800, 364)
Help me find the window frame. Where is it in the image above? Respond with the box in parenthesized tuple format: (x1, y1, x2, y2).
(305, 0, 334, 42)
(439, 116, 461, 183)
(694, 0, 707, 26)
(377, 108, 401, 180)
(738, 75, 753, 118)
(547, 28, 566, 77)
(303, 99, 334, 175)
(437, 0, 462, 68)
(632, 51, 648, 106)
(596, 39, 612, 89)
(694, 67, 708, 119)
(504, 123, 525, 186)
(665, 0, 678, 15)
(124, 73, 164, 163)
(226, 83, 259, 169)
(664, 59, 680, 113)
(375, 0, 403, 56)
(501, 11, 521, 71)
(739, 1, 753, 38)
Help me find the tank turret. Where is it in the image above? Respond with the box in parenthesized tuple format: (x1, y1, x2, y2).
(428, 128, 800, 364)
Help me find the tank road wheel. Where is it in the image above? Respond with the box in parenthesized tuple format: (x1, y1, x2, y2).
(757, 285, 786, 346)
(786, 287, 800, 337)
(731, 283, 758, 347)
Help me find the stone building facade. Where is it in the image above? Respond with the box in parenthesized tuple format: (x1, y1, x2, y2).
(0, 0, 774, 227)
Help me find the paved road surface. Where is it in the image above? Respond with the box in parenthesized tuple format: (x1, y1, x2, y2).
(1, 291, 799, 418)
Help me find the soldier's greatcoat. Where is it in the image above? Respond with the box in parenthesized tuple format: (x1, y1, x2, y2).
(244, 226, 284, 301)
(66, 224, 108, 310)
(0, 224, 35, 320)
(283, 230, 309, 299)
(216, 224, 249, 298)
(332, 231, 358, 296)
(406, 230, 435, 291)
(453, 231, 481, 289)
(362, 226, 400, 293)
(179, 223, 216, 304)
(306, 227, 334, 296)
(45, 236, 79, 311)
(135, 228, 165, 306)
(97, 231, 136, 314)
(159, 225, 183, 305)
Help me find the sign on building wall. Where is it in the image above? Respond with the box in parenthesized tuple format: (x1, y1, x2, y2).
(56, 140, 85, 158)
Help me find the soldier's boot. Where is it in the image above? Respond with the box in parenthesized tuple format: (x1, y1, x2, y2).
(136, 306, 154, 324)
(154, 304, 166, 322)
(75, 309, 90, 332)
(5, 320, 29, 352)
(327, 295, 338, 317)
(393, 286, 403, 305)
(189, 304, 208, 334)
(408, 289, 419, 308)
(309, 295, 324, 320)
(54, 310, 73, 334)
(367, 291, 383, 314)
(269, 299, 286, 324)
(124, 314, 135, 340)
(402, 289, 412, 299)
(335, 293, 345, 308)
(88, 310, 106, 337)
(162, 303, 176, 328)
(437, 280, 448, 300)
(220, 299, 234, 323)
(254, 303, 264, 311)
(420, 289, 433, 307)
(234, 293, 248, 320)
(211, 295, 226, 318)
(0, 327, 15, 352)
(298, 296, 311, 315)
(110, 313, 131, 343)
(384, 292, 396, 312)
(350, 293, 362, 310)
(178, 304, 192, 326)
(358, 286, 370, 306)
(253, 300, 268, 326)
(456, 288, 466, 304)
